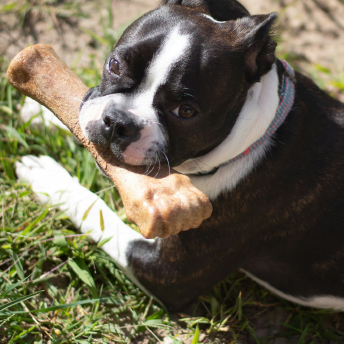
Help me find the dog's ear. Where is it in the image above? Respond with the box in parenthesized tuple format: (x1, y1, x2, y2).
(165, 0, 209, 13)
(234, 13, 277, 83)
(164, 0, 250, 21)
(207, 0, 250, 21)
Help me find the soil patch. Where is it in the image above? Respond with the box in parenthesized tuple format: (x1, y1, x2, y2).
(2, 0, 344, 74)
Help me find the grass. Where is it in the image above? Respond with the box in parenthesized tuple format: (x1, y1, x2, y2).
(2, 2, 344, 344)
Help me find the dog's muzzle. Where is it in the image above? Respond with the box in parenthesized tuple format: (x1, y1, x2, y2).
(81, 100, 143, 149)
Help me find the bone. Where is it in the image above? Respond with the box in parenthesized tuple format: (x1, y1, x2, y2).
(6, 44, 213, 239)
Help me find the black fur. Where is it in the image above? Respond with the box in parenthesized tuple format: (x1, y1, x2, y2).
(81, 0, 344, 311)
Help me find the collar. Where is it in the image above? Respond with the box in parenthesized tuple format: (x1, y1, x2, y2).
(195, 60, 295, 176)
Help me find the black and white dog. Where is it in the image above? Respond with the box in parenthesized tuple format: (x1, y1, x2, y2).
(17, 0, 344, 312)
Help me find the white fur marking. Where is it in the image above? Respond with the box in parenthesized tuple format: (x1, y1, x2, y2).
(242, 269, 344, 311)
(79, 94, 126, 135)
(202, 14, 226, 24)
(175, 64, 279, 175)
(21, 97, 68, 131)
(80, 101, 107, 132)
(190, 139, 271, 200)
(133, 27, 190, 112)
(123, 27, 190, 164)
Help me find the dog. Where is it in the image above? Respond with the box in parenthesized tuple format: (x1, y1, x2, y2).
(16, 0, 344, 312)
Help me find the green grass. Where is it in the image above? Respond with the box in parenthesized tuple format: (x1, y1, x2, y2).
(2, 4, 344, 344)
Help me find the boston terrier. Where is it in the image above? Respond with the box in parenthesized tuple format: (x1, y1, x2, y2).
(16, 0, 344, 312)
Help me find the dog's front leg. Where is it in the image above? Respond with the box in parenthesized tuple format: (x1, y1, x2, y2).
(15, 155, 155, 298)
(16, 156, 221, 312)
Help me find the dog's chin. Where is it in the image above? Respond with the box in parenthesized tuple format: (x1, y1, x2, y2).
(107, 149, 146, 167)
(124, 154, 167, 167)
(122, 154, 150, 166)
(94, 152, 157, 178)
(110, 146, 166, 168)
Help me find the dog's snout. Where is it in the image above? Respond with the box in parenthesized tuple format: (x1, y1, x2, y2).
(102, 113, 140, 141)
(81, 97, 143, 150)
(96, 106, 141, 148)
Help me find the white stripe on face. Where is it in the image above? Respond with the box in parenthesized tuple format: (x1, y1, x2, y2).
(124, 27, 190, 165)
(132, 26, 190, 113)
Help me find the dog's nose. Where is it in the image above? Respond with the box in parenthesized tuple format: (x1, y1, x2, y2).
(100, 108, 141, 145)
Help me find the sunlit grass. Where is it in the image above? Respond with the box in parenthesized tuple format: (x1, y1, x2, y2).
(1, 3, 344, 343)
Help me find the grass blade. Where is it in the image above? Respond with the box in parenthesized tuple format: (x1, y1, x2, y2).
(191, 324, 200, 344)
(0, 297, 112, 315)
(11, 251, 25, 280)
(97, 236, 112, 248)
(4, 126, 28, 149)
(69, 258, 95, 288)
(99, 209, 104, 231)
(238, 292, 242, 320)
(0, 275, 30, 298)
(68, 258, 98, 298)
(22, 208, 49, 235)
(9, 325, 36, 344)
(0, 291, 42, 312)
(82, 198, 98, 221)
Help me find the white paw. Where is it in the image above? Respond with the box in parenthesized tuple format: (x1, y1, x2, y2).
(21, 97, 68, 131)
(16, 155, 77, 204)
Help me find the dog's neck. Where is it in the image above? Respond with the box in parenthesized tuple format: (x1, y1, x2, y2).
(175, 63, 280, 175)
(175, 61, 295, 199)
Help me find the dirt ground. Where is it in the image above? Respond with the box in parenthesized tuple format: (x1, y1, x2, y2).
(2, 0, 344, 73)
(242, 0, 344, 72)
(0, 0, 160, 68)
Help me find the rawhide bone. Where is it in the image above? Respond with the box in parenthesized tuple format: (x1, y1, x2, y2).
(7, 44, 213, 239)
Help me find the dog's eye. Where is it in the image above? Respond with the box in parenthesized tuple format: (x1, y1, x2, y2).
(109, 59, 120, 75)
(173, 104, 198, 118)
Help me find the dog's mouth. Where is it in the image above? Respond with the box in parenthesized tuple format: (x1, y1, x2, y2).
(79, 95, 169, 167)
(115, 142, 168, 167)
(95, 144, 168, 178)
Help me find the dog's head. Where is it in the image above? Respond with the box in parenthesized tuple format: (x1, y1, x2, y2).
(79, 0, 277, 169)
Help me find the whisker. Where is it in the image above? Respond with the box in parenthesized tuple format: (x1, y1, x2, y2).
(161, 150, 171, 176)
(153, 153, 161, 178)
(144, 161, 153, 176)
(145, 154, 157, 176)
